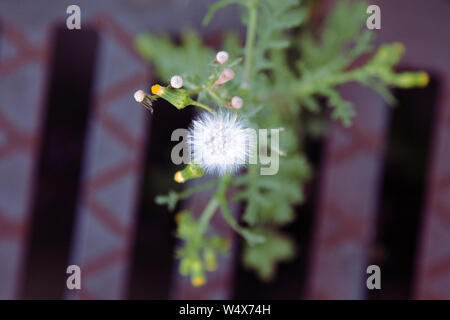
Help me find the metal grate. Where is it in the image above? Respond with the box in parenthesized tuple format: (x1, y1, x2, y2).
(0, 0, 449, 300)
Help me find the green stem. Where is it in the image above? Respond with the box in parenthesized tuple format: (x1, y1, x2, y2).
(177, 179, 220, 200)
(187, 87, 203, 95)
(190, 100, 215, 113)
(197, 175, 230, 234)
(219, 198, 265, 245)
(205, 86, 228, 108)
(243, 0, 258, 88)
(198, 197, 220, 234)
(262, 67, 370, 102)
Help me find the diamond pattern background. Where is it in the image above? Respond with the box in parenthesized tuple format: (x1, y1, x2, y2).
(0, 18, 47, 299)
(307, 0, 450, 299)
(65, 14, 149, 300)
(307, 85, 387, 299)
(0, 0, 448, 300)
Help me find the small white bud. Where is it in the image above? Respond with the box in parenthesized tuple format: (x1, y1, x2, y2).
(231, 96, 243, 109)
(214, 68, 235, 88)
(134, 89, 154, 113)
(134, 90, 145, 103)
(216, 51, 229, 64)
(170, 75, 183, 89)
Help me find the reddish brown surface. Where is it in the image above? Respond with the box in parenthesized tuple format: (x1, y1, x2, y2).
(67, 13, 150, 300)
(0, 18, 48, 299)
(0, 0, 449, 300)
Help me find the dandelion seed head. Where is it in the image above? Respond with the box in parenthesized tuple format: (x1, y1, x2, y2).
(189, 111, 253, 175)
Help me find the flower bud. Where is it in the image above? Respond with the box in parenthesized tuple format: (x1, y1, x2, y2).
(179, 257, 192, 276)
(210, 236, 231, 251)
(191, 275, 206, 287)
(231, 96, 243, 109)
(204, 249, 217, 271)
(372, 43, 404, 66)
(215, 51, 229, 64)
(213, 68, 235, 88)
(133, 89, 154, 113)
(170, 75, 183, 89)
(151, 84, 192, 110)
(394, 71, 429, 88)
(175, 210, 190, 224)
(190, 259, 206, 287)
(134, 90, 146, 103)
(176, 210, 196, 238)
(174, 163, 205, 183)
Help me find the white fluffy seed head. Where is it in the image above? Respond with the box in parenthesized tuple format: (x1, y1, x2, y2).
(231, 96, 243, 109)
(216, 51, 229, 64)
(134, 90, 145, 103)
(170, 75, 183, 88)
(189, 111, 254, 175)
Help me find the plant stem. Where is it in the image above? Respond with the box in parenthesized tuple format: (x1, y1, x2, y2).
(198, 197, 220, 234)
(178, 179, 220, 200)
(219, 198, 265, 245)
(243, 0, 258, 88)
(197, 175, 230, 234)
(190, 100, 215, 113)
(265, 65, 376, 101)
(205, 86, 228, 108)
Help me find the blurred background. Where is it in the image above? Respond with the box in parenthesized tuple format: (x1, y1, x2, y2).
(0, 0, 449, 299)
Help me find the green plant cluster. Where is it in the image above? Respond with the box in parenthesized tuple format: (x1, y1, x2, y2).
(135, 0, 428, 286)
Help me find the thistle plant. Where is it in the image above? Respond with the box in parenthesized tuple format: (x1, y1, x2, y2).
(133, 0, 428, 286)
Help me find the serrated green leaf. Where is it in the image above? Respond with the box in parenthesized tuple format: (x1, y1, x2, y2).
(242, 230, 295, 280)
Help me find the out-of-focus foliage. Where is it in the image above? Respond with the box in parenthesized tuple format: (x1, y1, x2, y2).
(136, 31, 214, 88)
(135, 0, 428, 285)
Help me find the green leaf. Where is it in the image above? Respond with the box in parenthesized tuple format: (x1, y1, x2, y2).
(155, 190, 179, 211)
(242, 230, 295, 281)
(203, 0, 245, 26)
(135, 31, 214, 88)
